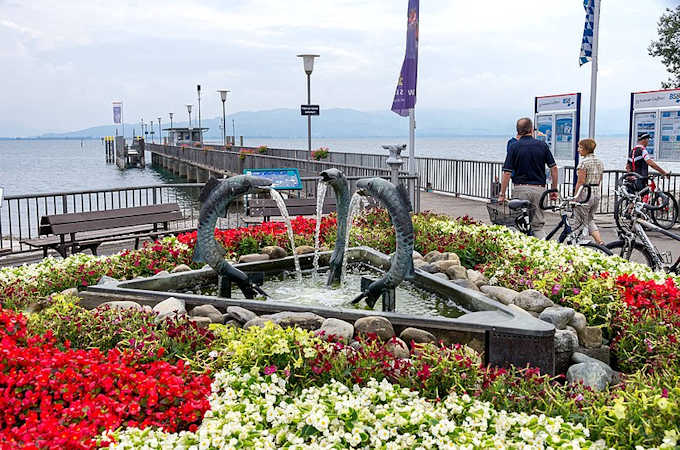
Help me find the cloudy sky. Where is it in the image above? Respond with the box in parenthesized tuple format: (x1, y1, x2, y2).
(0, 0, 677, 136)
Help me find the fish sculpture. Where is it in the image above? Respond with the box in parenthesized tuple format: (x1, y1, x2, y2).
(351, 177, 415, 308)
(193, 175, 272, 299)
(320, 168, 350, 286)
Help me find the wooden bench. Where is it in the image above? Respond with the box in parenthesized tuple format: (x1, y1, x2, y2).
(245, 197, 337, 224)
(21, 203, 188, 258)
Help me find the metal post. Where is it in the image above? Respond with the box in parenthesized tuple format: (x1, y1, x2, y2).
(307, 72, 312, 159)
(588, 0, 600, 138)
(408, 109, 416, 175)
(197, 84, 202, 143)
(158, 117, 162, 144)
(221, 100, 227, 147)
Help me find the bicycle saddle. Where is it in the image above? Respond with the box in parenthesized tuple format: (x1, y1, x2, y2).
(508, 199, 531, 210)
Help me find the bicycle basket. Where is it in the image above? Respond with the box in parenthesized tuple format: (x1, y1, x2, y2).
(486, 202, 535, 227)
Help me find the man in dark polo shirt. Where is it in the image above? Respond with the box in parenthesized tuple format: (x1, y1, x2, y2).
(498, 117, 559, 238)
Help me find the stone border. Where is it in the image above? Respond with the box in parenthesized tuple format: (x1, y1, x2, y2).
(84, 247, 556, 373)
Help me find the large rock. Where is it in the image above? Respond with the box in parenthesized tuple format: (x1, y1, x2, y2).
(574, 345, 611, 366)
(413, 251, 423, 260)
(453, 279, 480, 291)
(384, 337, 410, 359)
(238, 253, 270, 264)
(243, 317, 278, 329)
(189, 317, 212, 328)
(97, 301, 143, 311)
(400, 327, 437, 345)
(153, 297, 186, 321)
(414, 259, 429, 268)
(568, 312, 587, 333)
(572, 352, 618, 382)
(433, 273, 449, 281)
(153, 270, 170, 278)
(578, 326, 603, 349)
(423, 250, 443, 263)
(60, 287, 80, 297)
(317, 318, 354, 344)
(189, 304, 224, 323)
(227, 306, 258, 324)
(555, 329, 578, 353)
(442, 252, 461, 265)
(433, 260, 460, 272)
(467, 270, 489, 287)
(354, 316, 395, 341)
(261, 246, 288, 259)
(294, 245, 315, 255)
(514, 289, 553, 313)
(419, 263, 440, 274)
(171, 264, 192, 273)
(539, 306, 575, 330)
(567, 363, 611, 392)
(480, 286, 519, 305)
(445, 265, 468, 280)
(261, 311, 324, 330)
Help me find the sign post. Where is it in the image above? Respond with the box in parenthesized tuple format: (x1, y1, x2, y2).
(629, 89, 680, 161)
(300, 105, 320, 116)
(534, 93, 581, 185)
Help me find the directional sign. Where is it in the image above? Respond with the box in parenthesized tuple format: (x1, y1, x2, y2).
(301, 104, 320, 116)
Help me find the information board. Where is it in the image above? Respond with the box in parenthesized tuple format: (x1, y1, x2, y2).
(243, 168, 303, 190)
(629, 89, 680, 161)
(534, 93, 581, 163)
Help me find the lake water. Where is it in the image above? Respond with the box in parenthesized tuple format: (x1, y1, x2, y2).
(3, 136, 679, 196)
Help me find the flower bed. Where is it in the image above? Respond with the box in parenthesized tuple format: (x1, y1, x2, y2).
(1, 211, 680, 448)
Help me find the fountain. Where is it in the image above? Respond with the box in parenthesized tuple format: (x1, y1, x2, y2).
(82, 167, 557, 374)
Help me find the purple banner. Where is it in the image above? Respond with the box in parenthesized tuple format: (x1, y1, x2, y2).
(391, 0, 419, 117)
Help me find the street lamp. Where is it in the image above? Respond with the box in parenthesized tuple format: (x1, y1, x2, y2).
(297, 54, 319, 159)
(217, 89, 230, 147)
(168, 112, 174, 129)
(157, 117, 162, 144)
(197, 84, 202, 143)
(186, 104, 193, 142)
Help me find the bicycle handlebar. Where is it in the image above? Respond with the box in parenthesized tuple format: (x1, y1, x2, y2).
(643, 191, 670, 212)
(539, 184, 591, 211)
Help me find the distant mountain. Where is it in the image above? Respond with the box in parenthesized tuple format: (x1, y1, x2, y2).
(29, 107, 628, 139)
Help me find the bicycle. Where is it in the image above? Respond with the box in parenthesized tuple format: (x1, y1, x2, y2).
(487, 185, 612, 255)
(607, 172, 680, 271)
(614, 173, 678, 230)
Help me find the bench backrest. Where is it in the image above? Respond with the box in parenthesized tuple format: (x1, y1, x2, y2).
(39, 203, 183, 235)
(249, 197, 337, 218)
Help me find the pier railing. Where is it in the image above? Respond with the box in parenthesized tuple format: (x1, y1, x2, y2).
(1, 173, 419, 255)
(191, 144, 680, 215)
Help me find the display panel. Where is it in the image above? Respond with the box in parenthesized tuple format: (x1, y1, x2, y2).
(243, 168, 303, 190)
(659, 111, 680, 161)
(536, 115, 553, 150)
(633, 111, 657, 158)
(554, 114, 574, 160)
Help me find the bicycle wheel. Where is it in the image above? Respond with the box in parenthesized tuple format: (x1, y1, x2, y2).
(651, 191, 678, 230)
(580, 242, 613, 256)
(606, 240, 655, 268)
(614, 196, 635, 231)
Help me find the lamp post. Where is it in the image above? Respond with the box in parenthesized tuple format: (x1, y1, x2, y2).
(157, 117, 162, 144)
(232, 118, 236, 145)
(169, 112, 174, 129)
(297, 54, 319, 160)
(186, 104, 193, 142)
(217, 89, 230, 147)
(150, 122, 155, 143)
(197, 84, 202, 143)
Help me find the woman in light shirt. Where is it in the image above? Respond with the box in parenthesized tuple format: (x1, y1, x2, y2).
(573, 138, 605, 246)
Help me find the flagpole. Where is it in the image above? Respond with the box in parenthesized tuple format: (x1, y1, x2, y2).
(408, 109, 415, 175)
(588, 0, 600, 138)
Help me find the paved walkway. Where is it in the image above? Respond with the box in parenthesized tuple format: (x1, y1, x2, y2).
(419, 190, 680, 259)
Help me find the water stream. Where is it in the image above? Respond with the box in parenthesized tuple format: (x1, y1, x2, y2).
(340, 192, 365, 286)
(312, 182, 328, 280)
(267, 188, 302, 282)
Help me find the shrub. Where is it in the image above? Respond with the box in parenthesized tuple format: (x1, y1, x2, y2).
(256, 145, 268, 154)
(311, 146, 329, 160)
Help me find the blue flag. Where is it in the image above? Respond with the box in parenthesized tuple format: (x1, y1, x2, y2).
(391, 0, 419, 117)
(579, 0, 595, 66)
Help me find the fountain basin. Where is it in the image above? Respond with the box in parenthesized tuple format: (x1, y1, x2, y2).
(81, 247, 555, 374)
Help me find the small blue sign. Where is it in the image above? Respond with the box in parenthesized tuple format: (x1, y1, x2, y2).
(243, 168, 303, 190)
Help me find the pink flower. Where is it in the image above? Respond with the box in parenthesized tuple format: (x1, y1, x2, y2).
(264, 365, 277, 375)
(551, 284, 561, 295)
